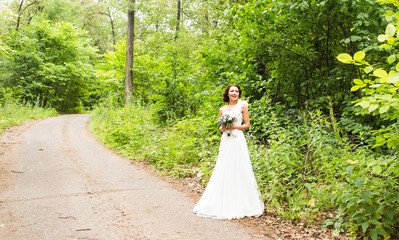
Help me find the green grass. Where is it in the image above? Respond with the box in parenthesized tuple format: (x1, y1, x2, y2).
(0, 100, 57, 134)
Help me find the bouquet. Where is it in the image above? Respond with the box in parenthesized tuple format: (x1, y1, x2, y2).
(217, 113, 236, 136)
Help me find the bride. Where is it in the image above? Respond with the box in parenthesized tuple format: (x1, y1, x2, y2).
(193, 84, 264, 220)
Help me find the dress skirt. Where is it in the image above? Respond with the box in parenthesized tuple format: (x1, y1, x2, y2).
(193, 130, 264, 220)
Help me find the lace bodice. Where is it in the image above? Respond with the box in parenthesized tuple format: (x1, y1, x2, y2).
(223, 99, 248, 126)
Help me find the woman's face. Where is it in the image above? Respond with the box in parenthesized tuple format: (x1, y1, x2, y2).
(228, 86, 240, 102)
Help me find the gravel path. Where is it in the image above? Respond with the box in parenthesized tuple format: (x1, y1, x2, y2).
(0, 114, 266, 240)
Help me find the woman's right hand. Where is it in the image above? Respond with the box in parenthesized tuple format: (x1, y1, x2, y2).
(219, 125, 226, 132)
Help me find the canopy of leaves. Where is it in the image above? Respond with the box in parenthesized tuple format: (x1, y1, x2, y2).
(0, 20, 98, 112)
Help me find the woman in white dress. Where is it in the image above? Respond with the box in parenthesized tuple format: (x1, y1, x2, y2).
(193, 84, 264, 220)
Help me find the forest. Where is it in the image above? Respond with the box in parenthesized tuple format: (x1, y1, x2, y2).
(0, 0, 398, 238)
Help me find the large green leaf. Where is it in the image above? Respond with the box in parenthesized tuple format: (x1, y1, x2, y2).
(379, 44, 392, 49)
(372, 165, 382, 175)
(364, 66, 374, 74)
(354, 78, 364, 85)
(387, 72, 399, 84)
(356, 101, 370, 108)
(374, 69, 388, 78)
(354, 177, 364, 188)
(370, 229, 378, 240)
(387, 207, 395, 220)
(346, 165, 354, 176)
(362, 222, 369, 233)
(369, 104, 379, 113)
(385, 23, 396, 37)
(337, 53, 352, 63)
(351, 85, 361, 91)
(354, 51, 366, 61)
(379, 104, 390, 114)
(378, 34, 388, 42)
(361, 191, 373, 201)
(387, 55, 396, 64)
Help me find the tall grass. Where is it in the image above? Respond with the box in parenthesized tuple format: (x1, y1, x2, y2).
(0, 99, 57, 133)
(90, 103, 220, 178)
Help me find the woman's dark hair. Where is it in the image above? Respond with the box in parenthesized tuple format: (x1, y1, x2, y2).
(222, 84, 242, 102)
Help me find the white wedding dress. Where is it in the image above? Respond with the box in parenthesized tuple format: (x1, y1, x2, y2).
(193, 99, 264, 220)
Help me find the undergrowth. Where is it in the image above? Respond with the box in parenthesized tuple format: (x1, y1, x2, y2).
(90, 102, 398, 239)
(0, 91, 57, 133)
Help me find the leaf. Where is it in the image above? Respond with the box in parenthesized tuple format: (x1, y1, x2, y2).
(362, 222, 369, 233)
(354, 51, 366, 61)
(353, 177, 364, 188)
(346, 165, 354, 176)
(372, 165, 382, 175)
(354, 177, 364, 188)
(379, 105, 390, 114)
(337, 53, 352, 63)
(379, 94, 392, 100)
(387, 72, 399, 84)
(397, 62, 399, 71)
(379, 44, 392, 49)
(354, 79, 364, 85)
(355, 101, 370, 109)
(388, 207, 395, 220)
(351, 85, 361, 91)
(388, 55, 396, 64)
(368, 104, 379, 113)
(374, 69, 388, 78)
(385, 23, 396, 37)
(361, 191, 372, 201)
(377, 228, 388, 236)
(364, 66, 374, 74)
(370, 229, 378, 240)
(370, 84, 381, 88)
(378, 34, 387, 42)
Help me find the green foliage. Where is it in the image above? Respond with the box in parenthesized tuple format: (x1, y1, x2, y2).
(2, 0, 398, 238)
(0, 87, 57, 133)
(326, 155, 398, 239)
(0, 20, 98, 112)
(334, 2, 399, 238)
(90, 102, 219, 178)
(92, 41, 126, 107)
(91, 99, 398, 239)
(337, 8, 399, 151)
(200, 0, 387, 113)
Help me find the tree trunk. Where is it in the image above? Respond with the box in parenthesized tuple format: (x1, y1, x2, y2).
(16, 0, 25, 31)
(125, 0, 135, 104)
(174, 0, 181, 39)
(106, 10, 116, 48)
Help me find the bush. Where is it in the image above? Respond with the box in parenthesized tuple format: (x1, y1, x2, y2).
(90, 102, 220, 178)
(0, 88, 57, 133)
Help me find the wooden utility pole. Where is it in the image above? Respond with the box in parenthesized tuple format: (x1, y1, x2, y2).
(125, 0, 135, 104)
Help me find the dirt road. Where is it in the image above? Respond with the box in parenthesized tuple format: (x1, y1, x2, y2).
(0, 114, 266, 240)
